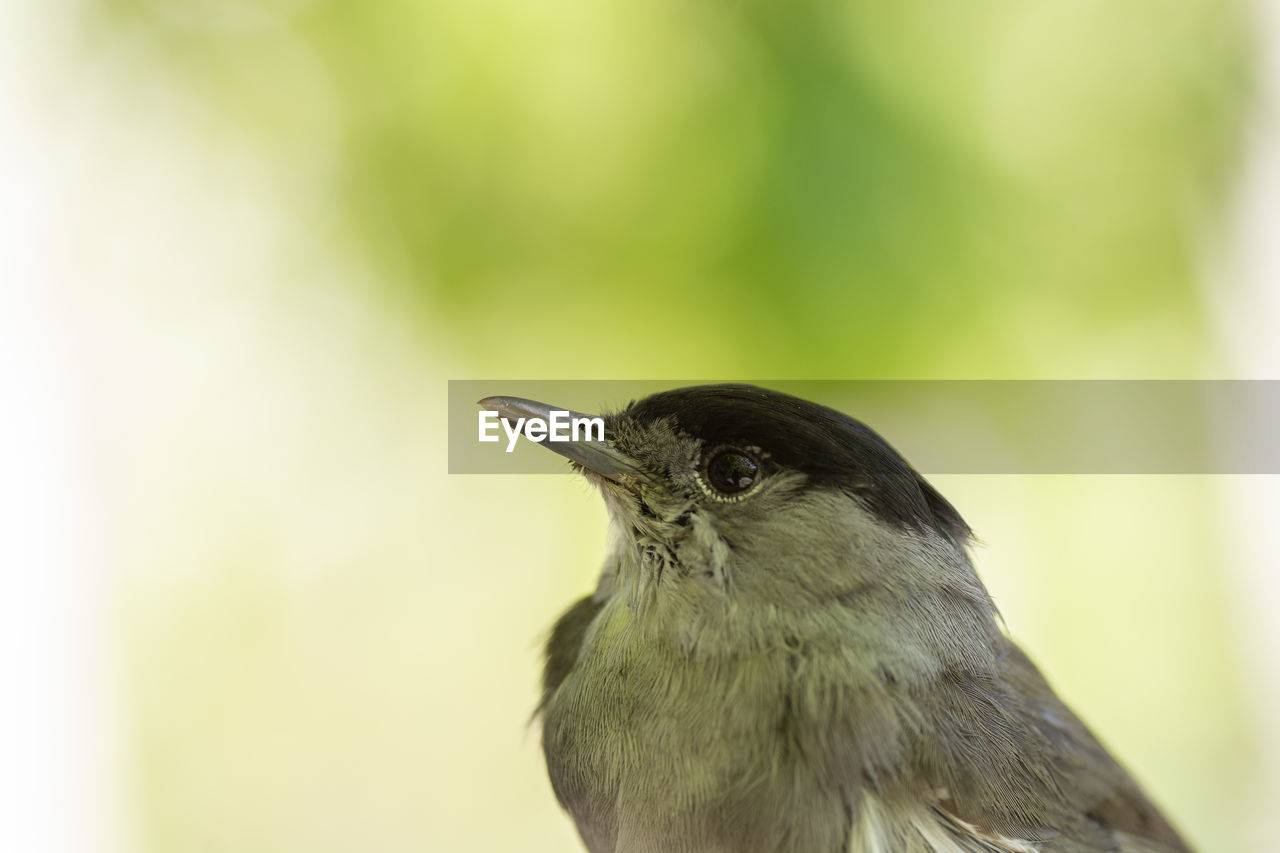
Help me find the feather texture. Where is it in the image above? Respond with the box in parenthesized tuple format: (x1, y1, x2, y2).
(520, 386, 1192, 853)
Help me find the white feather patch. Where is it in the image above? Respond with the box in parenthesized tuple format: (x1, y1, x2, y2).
(851, 792, 1039, 853)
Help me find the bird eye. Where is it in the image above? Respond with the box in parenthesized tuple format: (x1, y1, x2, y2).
(704, 449, 759, 495)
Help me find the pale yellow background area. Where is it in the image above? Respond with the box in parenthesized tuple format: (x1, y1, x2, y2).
(3, 2, 1279, 853)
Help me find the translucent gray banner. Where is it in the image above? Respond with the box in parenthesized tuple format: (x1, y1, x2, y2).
(448, 381, 1280, 474)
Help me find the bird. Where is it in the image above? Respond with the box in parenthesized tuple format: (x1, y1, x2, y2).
(479, 384, 1191, 853)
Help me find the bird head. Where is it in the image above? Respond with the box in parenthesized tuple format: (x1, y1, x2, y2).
(481, 385, 997, 664)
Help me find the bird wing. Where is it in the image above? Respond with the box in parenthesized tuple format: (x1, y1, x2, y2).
(850, 795, 1184, 853)
(538, 594, 607, 715)
(922, 641, 1193, 853)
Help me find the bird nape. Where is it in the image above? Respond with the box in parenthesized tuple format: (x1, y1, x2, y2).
(479, 384, 1190, 853)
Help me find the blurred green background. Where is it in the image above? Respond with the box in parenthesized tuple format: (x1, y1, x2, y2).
(26, 0, 1276, 850)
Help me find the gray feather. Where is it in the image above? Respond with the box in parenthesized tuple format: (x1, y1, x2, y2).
(517, 386, 1191, 853)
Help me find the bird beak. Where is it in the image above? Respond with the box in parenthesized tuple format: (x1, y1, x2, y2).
(477, 396, 648, 483)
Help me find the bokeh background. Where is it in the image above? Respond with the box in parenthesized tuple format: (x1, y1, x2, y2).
(3, 1, 1279, 851)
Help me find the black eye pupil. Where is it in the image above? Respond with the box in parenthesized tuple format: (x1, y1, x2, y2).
(706, 450, 759, 494)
